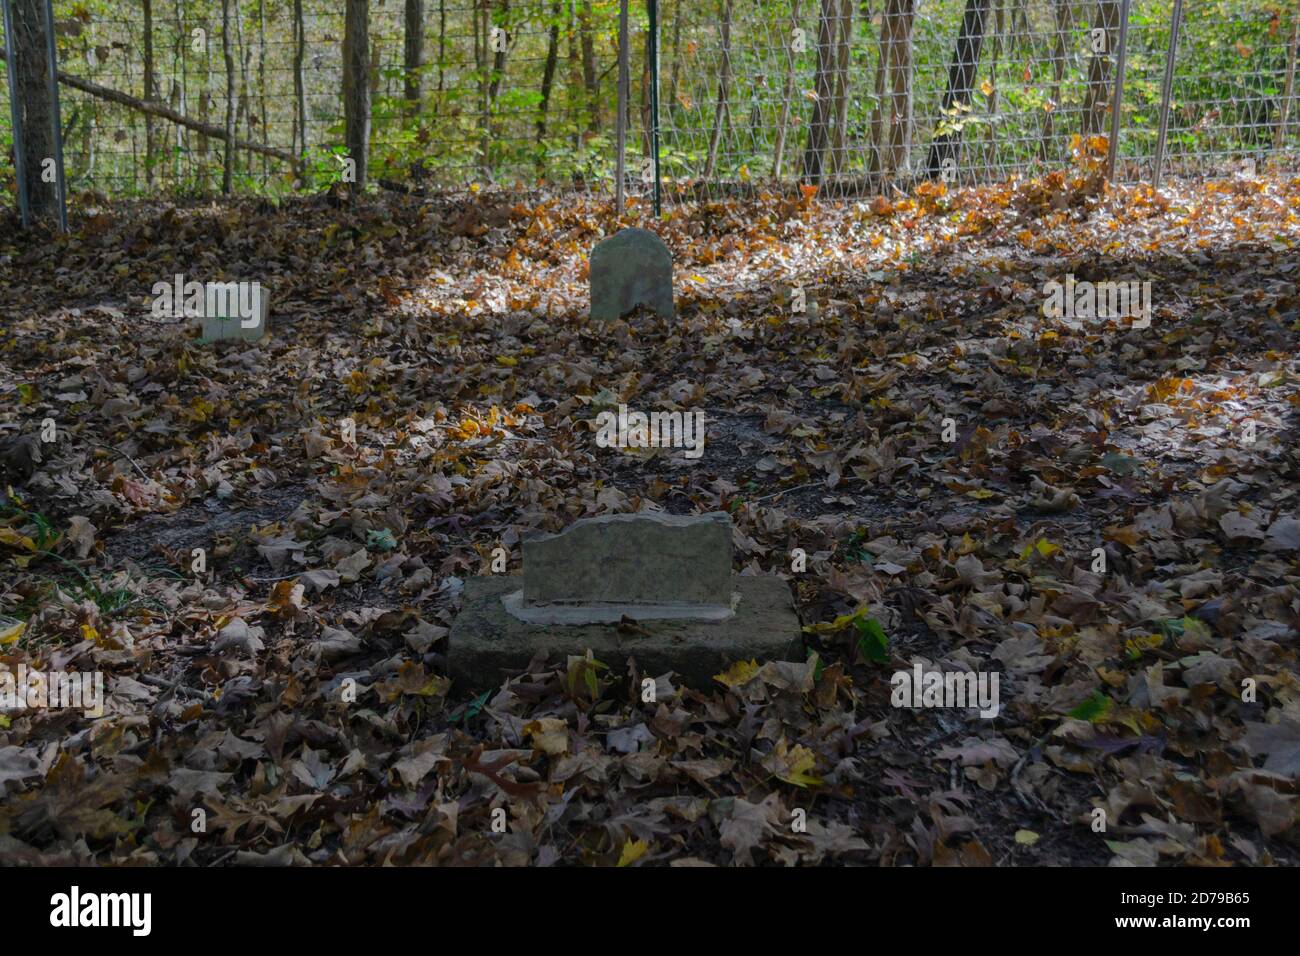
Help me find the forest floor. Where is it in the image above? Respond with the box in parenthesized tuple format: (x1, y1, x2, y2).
(0, 166, 1298, 866)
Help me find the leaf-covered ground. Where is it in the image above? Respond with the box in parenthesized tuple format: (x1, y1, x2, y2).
(1, 170, 1298, 866)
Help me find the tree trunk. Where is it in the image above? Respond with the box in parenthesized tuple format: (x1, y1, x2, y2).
(258, 0, 268, 182)
(566, 0, 580, 147)
(405, 0, 425, 114)
(925, 0, 990, 178)
(488, 0, 510, 104)
(173, 0, 187, 182)
(199, 17, 211, 192)
(537, 0, 562, 142)
(580, 0, 598, 131)
(667, 0, 682, 115)
(829, 0, 854, 175)
(9, 0, 60, 225)
(474, 2, 489, 176)
(1083, 0, 1119, 138)
(1041, 0, 1071, 158)
(641, 6, 652, 157)
(802, 0, 837, 183)
(885, 0, 916, 175)
(221, 0, 236, 193)
(293, 0, 306, 162)
(772, 0, 802, 180)
(703, 0, 734, 179)
(233, 0, 250, 176)
(344, 0, 371, 189)
(438, 0, 447, 100)
(143, 0, 156, 187)
(1275, 9, 1299, 151)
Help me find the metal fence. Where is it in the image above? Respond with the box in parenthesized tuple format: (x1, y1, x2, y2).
(1, 0, 1297, 205)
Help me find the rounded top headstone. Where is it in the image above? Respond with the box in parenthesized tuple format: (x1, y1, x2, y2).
(589, 228, 675, 322)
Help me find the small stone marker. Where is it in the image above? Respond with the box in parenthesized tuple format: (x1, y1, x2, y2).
(512, 513, 732, 622)
(589, 227, 674, 322)
(449, 511, 802, 689)
(197, 283, 270, 343)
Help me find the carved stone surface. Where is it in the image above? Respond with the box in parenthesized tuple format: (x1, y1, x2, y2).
(521, 512, 731, 611)
(589, 228, 674, 322)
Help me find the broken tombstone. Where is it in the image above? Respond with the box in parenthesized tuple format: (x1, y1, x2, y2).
(589, 227, 674, 322)
(448, 512, 801, 689)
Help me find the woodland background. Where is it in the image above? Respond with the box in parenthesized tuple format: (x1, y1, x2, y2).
(1, 0, 1298, 204)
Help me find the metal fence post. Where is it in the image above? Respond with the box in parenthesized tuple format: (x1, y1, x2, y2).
(615, 0, 629, 215)
(1105, 0, 1133, 183)
(1153, 0, 1184, 188)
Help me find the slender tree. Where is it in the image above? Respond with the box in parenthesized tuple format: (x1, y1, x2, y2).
(773, 0, 802, 179)
(293, 0, 306, 163)
(344, 0, 372, 189)
(1277, 8, 1299, 151)
(222, 0, 237, 193)
(703, 0, 734, 179)
(580, 0, 599, 131)
(925, 0, 991, 178)
(1082, 0, 1120, 138)
(537, 0, 562, 143)
(1041, 0, 1072, 158)
(143, 0, 156, 187)
(829, 0, 853, 175)
(405, 0, 425, 115)
(802, 0, 838, 183)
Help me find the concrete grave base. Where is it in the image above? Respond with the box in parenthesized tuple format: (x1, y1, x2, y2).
(448, 574, 802, 691)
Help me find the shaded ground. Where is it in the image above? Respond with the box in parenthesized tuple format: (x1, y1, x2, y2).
(0, 166, 1297, 866)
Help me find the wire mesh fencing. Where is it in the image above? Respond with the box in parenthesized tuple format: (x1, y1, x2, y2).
(654, 0, 1300, 199)
(0, 0, 1297, 204)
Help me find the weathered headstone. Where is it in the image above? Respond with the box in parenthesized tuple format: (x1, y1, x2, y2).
(589, 227, 674, 322)
(198, 283, 270, 343)
(507, 513, 733, 623)
(449, 511, 802, 689)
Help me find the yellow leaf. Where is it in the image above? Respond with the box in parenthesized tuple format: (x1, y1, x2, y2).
(495, 355, 518, 367)
(980, 78, 994, 98)
(0, 527, 37, 552)
(965, 488, 995, 499)
(80, 624, 100, 643)
(804, 612, 848, 634)
(767, 739, 824, 788)
(1015, 829, 1040, 845)
(1035, 539, 1060, 557)
(0, 619, 25, 645)
(1124, 633, 1165, 657)
(714, 658, 761, 687)
(617, 838, 649, 867)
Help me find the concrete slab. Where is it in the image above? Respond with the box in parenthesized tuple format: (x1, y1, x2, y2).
(448, 574, 802, 691)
